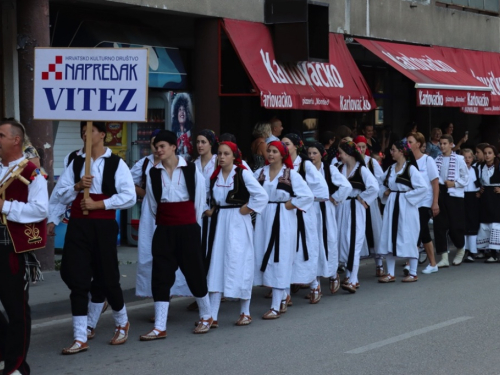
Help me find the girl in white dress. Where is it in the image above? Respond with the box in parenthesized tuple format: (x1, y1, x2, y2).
(378, 140, 427, 282)
(282, 134, 328, 303)
(353, 135, 385, 276)
(336, 141, 379, 293)
(307, 142, 351, 303)
(204, 142, 268, 326)
(254, 141, 314, 319)
(130, 130, 160, 298)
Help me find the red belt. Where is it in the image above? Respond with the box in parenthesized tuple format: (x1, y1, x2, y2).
(157, 201, 196, 226)
(71, 194, 116, 220)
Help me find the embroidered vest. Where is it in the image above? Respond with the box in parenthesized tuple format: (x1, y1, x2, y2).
(339, 164, 366, 191)
(150, 161, 196, 205)
(3, 161, 47, 253)
(258, 167, 295, 196)
(210, 167, 250, 206)
(384, 163, 414, 189)
(72, 153, 120, 196)
(323, 162, 339, 195)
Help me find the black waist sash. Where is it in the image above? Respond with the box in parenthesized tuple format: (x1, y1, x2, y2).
(205, 204, 244, 270)
(260, 201, 286, 272)
(319, 202, 328, 260)
(390, 190, 407, 256)
(347, 197, 357, 272)
(365, 205, 374, 249)
(296, 210, 309, 261)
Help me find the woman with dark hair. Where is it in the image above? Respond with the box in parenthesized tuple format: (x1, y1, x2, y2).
(336, 141, 379, 293)
(378, 140, 427, 283)
(477, 145, 500, 262)
(194, 129, 218, 183)
(171, 94, 194, 159)
(282, 133, 328, 304)
(204, 141, 268, 326)
(253, 141, 314, 319)
(307, 142, 351, 299)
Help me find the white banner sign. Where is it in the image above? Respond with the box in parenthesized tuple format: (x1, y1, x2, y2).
(34, 48, 148, 121)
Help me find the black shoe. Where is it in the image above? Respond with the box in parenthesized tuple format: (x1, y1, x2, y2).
(475, 252, 486, 259)
(463, 250, 474, 263)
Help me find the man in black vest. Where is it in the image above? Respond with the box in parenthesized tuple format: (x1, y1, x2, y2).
(140, 130, 213, 341)
(55, 122, 136, 354)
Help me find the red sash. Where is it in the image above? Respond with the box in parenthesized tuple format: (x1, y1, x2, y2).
(70, 194, 116, 220)
(3, 161, 47, 254)
(157, 201, 196, 226)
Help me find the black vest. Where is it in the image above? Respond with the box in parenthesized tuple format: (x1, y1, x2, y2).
(72, 153, 120, 196)
(481, 162, 500, 184)
(150, 161, 196, 205)
(210, 167, 250, 206)
(339, 164, 366, 191)
(384, 163, 414, 189)
(323, 162, 339, 195)
(258, 167, 295, 196)
(66, 150, 80, 168)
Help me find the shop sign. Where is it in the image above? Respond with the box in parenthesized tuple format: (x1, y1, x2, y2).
(33, 48, 148, 121)
(417, 89, 490, 107)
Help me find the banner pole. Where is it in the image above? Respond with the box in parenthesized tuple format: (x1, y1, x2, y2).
(83, 121, 92, 215)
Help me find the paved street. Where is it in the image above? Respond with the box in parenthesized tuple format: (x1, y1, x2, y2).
(12, 247, 500, 375)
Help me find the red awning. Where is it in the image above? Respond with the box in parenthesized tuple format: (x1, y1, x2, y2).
(435, 46, 500, 115)
(356, 38, 491, 108)
(223, 19, 375, 112)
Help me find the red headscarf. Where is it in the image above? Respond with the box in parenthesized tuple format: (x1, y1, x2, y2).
(353, 135, 370, 156)
(266, 141, 294, 169)
(210, 141, 247, 180)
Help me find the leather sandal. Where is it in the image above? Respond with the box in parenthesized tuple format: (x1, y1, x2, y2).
(235, 314, 252, 326)
(329, 273, 340, 294)
(341, 282, 357, 294)
(280, 294, 292, 313)
(262, 309, 280, 320)
(194, 320, 218, 328)
(402, 274, 418, 283)
(376, 266, 386, 277)
(62, 340, 89, 355)
(110, 321, 130, 345)
(193, 317, 213, 334)
(378, 275, 396, 283)
(87, 326, 95, 340)
(139, 328, 167, 341)
(309, 286, 322, 304)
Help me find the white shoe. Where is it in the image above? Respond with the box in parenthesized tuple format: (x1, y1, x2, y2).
(11, 370, 22, 375)
(421, 264, 438, 274)
(0, 361, 4, 370)
(453, 248, 465, 266)
(437, 253, 449, 268)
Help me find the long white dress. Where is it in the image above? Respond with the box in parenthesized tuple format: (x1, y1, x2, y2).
(360, 155, 384, 257)
(315, 163, 352, 278)
(168, 155, 217, 297)
(291, 156, 329, 284)
(378, 162, 427, 258)
(130, 155, 156, 297)
(206, 166, 268, 299)
(336, 163, 379, 269)
(253, 166, 314, 288)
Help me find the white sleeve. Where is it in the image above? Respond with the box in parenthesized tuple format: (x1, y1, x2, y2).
(329, 165, 352, 203)
(403, 166, 428, 206)
(194, 167, 207, 225)
(2, 173, 48, 223)
(358, 166, 379, 205)
(372, 159, 385, 185)
(102, 160, 137, 210)
(454, 157, 469, 188)
(242, 169, 269, 214)
(378, 168, 390, 204)
(426, 156, 439, 182)
(305, 161, 329, 200)
(130, 157, 147, 186)
(146, 169, 157, 218)
(54, 161, 79, 206)
(289, 170, 314, 212)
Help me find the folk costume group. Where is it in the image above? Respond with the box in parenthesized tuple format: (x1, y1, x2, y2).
(5, 115, 500, 373)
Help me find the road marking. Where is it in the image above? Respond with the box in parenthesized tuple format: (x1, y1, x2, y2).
(345, 316, 472, 354)
(32, 302, 154, 330)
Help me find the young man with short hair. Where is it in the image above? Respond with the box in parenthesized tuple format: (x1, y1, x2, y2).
(57, 122, 136, 354)
(266, 117, 283, 143)
(434, 134, 468, 267)
(140, 130, 213, 340)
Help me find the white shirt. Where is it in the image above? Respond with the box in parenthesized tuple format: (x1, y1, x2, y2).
(436, 154, 468, 197)
(465, 165, 480, 192)
(55, 148, 136, 210)
(146, 156, 206, 224)
(0, 156, 48, 223)
(48, 148, 83, 225)
(415, 154, 439, 208)
(266, 135, 280, 143)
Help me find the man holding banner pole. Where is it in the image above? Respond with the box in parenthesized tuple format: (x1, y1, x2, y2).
(56, 121, 136, 354)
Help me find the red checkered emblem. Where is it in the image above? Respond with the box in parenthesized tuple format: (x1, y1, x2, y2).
(41, 55, 63, 80)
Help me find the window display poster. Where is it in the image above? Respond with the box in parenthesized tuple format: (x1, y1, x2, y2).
(105, 122, 128, 160)
(170, 92, 194, 161)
